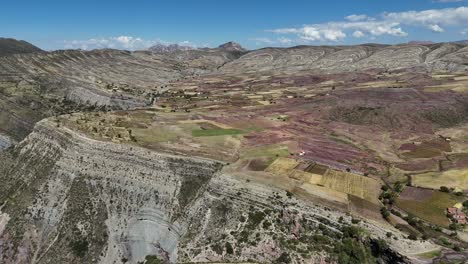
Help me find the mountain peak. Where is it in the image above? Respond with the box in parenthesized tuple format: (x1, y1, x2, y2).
(218, 41, 246, 52)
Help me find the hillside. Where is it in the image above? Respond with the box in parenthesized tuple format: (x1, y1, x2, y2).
(0, 40, 468, 263)
(0, 38, 42, 57)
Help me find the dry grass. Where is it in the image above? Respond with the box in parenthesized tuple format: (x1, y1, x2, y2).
(265, 157, 299, 175)
(320, 170, 381, 204)
(299, 183, 348, 204)
(412, 169, 468, 190)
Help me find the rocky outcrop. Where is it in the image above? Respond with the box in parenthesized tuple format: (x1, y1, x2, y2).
(0, 134, 14, 150)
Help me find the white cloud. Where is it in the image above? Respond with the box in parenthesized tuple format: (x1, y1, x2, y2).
(322, 29, 347, 41)
(269, 28, 301, 34)
(345, 14, 370, 22)
(383, 7, 468, 28)
(352, 30, 365, 38)
(64, 36, 157, 50)
(461, 28, 468, 34)
(429, 24, 445, 32)
(251, 37, 275, 45)
(266, 6, 468, 44)
(270, 20, 406, 43)
(277, 37, 293, 44)
(63, 36, 202, 50)
(251, 37, 295, 46)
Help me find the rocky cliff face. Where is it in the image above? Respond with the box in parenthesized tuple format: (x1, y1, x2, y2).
(0, 120, 435, 264)
(0, 120, 223, 263)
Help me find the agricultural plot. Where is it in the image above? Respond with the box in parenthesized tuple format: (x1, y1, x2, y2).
(399, 139, 450, 159)
(397, 187, 463, 227)
(240, 143, 290, 159)
(298, 183, 349, 204)
(58, 111, 243, 162)
(265, 157, 299, 175)
(264, 157, 324, 183)
(192, 128, 245, 137)
(320, 170, 381, 204)
(412, 169, 468, 190)
(348, 195, 383, 221)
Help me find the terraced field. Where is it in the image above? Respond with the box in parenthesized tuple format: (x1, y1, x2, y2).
(320, 169, 381, 204)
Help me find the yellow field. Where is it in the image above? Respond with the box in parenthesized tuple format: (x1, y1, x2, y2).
(289, 169, 323, 183)
(265, 157, 299, 175)
(265, 157, 325, 184)
(355, 80, 406, 89)
(454, 75, 468, 81)
(320, 170, 381, 203)
(412, 169, 468, 190)
(299, 183, 349, 204)
(424, 78, 468, 92)
(265, 157, 380, 204)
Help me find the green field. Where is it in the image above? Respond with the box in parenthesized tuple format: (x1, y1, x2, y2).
(397, 191, 462, 227)
(132, 127, 178, 143)
(241, 144, 290, 159)
(192, 128, 245, 137)
(416, 249, 441, 259)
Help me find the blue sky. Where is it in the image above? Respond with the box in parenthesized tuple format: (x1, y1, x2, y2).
(1, 0, 468, 50)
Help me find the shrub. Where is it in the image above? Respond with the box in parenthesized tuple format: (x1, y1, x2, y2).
(275, 252, 291, 264)
(380, 207, 390, 219)
(463, 200, 468, 207)
(69, 239, 89, 258)
(143, 255, 163, 264)
(439, 186, 450, 193)
(225, 242, 234, 254)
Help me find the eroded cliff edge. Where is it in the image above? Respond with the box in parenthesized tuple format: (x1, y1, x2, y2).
(0, 120, 437, 263)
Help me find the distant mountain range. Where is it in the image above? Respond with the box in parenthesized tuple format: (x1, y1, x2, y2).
(148, 41, 247, 53)
(408, 40, 468, 45)
(455, 39, 468, 45)
(148, 43, 195, 53)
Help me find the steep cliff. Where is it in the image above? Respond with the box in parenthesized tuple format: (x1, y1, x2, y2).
(0, 120, 436, 264)
(0, 120, 222, 263)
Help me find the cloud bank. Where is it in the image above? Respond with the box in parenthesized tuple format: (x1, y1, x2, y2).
(263, 6, 468, 45)
(63, 36, 200, 50)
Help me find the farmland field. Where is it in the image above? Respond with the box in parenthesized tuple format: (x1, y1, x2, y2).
(397, 187, 463, 227)
(192, 128, 245, 137)
(240, 143, 290, 159)
(412, 169, 468, 190)
(320, 169, 381, 203)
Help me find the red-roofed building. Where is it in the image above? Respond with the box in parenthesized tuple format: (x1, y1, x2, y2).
(447, 207, 460, 215)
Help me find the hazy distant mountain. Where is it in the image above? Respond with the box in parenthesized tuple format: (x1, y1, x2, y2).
(408, 40, 435, 45)
(454, 39, 468, 45)
(148, 43, 195, 53)
(407, 40, 468, 45)
(0, 38, 43, 57)
(218, 41, 247, 52)
(148, 41, 247, 54)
